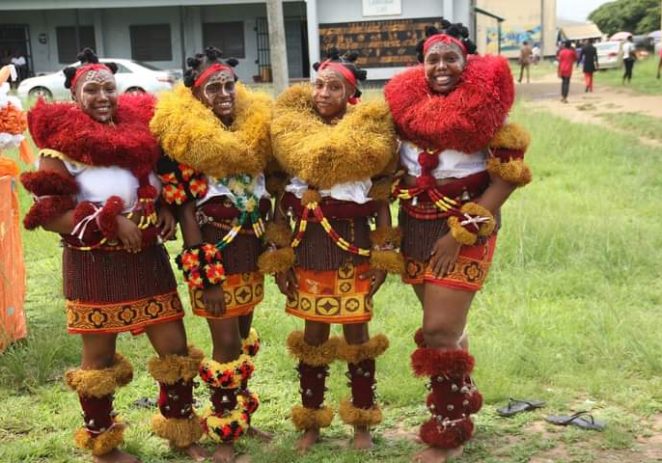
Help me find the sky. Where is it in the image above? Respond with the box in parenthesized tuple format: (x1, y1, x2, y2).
(557, 0, 613, 21)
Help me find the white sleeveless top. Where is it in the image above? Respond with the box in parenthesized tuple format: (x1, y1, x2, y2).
(40, 157, 161, 214)
(400, 141, 487, 179)
(285, 177, 373, 204)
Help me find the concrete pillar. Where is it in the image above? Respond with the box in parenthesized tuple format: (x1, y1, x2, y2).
(266, 0, 289, 94)
(93, 10, 104, 56)
(305, 0, 319, 81)
(443, 0, 455, 21)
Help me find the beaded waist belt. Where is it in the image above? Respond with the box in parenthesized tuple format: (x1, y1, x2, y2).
(282, 192, 378, 221)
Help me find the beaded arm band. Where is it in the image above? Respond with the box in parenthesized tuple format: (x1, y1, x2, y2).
(447, 202, 495, 246)
(175, 243, 226, 289)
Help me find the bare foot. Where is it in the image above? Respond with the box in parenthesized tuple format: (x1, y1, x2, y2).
(175, 443, 209, 462)
(212, 444, 236, 463)
(246, 426, 273, 442)
(296, 428, 320, 453)
(412, 446, 464, 463)
(93, 449, 141, 463)
(352, 426, 374, 450)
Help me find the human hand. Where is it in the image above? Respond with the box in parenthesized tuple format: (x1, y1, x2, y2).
(428, 233, 462, 278)
(359, 268, 387, 300)
(203, 285, 226, 316)
(117, 216, 142, 253)
(157, 206, 177, 240)
(275, 269, 298, 301)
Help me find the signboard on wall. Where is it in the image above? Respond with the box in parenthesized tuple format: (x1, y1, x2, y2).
(319, 17, 443, 68)
(362, 0, 402, 17)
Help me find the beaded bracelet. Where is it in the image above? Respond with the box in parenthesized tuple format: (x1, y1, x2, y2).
(175, 243, 225, 289)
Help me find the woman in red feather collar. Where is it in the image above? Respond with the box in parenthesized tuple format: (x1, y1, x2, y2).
(385, 21, 532, 463)
(21, 49, 206, 463)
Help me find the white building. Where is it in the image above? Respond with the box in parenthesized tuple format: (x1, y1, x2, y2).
(0, 0, 472, 82)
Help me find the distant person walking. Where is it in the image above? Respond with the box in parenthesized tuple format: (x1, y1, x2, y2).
(622, 35, 635, 84)
(532, 43, 541, 64)
(582, 39, 599, 92)
(518, 41, 532, 83)
(10, 51, 27, 87)
(557, 40, 576, 103)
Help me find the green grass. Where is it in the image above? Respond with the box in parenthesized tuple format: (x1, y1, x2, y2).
(595, 57, 662, 95)
(598, 112, 662, 143)
(1, 103, 661, 462)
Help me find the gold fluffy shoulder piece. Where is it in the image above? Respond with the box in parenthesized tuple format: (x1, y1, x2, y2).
(271, 84, 397, 190)
(489, 122, 531, 150)
(150, 83, 272, 178)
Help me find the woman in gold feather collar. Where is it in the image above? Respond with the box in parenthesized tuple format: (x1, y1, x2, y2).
(150, 47, 272, 463)
(260, 50, 399, 452)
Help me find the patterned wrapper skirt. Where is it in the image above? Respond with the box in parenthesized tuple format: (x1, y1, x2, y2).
(64, 244, 184, 335)
(285, 216, 373, 325)
(189, 204, 265, 320)
(399, 204, 498, 292)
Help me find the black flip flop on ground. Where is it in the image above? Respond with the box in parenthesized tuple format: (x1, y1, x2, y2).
(496, 398, 546, 417)
(545, 411, 606, 431)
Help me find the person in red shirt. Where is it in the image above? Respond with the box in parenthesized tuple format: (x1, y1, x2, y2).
(557, 40, 577, 103)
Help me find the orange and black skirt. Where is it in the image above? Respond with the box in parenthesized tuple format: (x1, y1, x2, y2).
(188, 197, 268, 319)
(399, 200, 498, 293)
(64, 243, 184, 335)
(283, 200, 374, 325)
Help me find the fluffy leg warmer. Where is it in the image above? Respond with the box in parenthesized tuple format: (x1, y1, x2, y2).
(411, 347, 483, 449)
(239, 328, 261, 421)
(336, 334, 389, 428)
(65, 353, 133, 456)
(148, 345, 204, 448)
(198, 355, 254, 444)
(287, 331, 337, 431)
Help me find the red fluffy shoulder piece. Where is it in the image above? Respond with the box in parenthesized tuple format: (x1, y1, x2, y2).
(384, 55, 515, 153)
(28, 93, 159, 180)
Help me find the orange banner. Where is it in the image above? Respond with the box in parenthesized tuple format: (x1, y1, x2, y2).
(0, 157, 27, 352)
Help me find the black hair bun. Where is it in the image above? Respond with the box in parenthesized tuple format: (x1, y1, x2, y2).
(76, 48, 99, 64)
(184, 47, 240, 87)
(416, 19, 477, 62)
(64, 48, 116, 89)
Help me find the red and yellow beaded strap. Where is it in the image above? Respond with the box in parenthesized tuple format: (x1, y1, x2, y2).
(290, 201, 371, 257)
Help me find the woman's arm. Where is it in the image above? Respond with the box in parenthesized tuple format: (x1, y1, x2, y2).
(37, 157, 76, 234)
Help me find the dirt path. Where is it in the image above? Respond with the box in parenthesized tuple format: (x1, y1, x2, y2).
(517, 73, 662, 146)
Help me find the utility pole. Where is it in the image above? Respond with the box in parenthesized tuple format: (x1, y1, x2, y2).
(266, 0, 289, 95)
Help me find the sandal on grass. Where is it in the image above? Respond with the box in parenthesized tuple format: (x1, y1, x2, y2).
(496, 398, 546, 417)
(545, 411, 606, 431)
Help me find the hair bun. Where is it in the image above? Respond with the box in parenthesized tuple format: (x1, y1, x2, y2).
(77, 48, 99, 64)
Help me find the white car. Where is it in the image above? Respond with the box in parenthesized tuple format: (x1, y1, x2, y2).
(595, 41, 623, 70)
(17, 58, 176, 100)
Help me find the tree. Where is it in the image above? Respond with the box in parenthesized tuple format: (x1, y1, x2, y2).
(588, 0, 661, 36)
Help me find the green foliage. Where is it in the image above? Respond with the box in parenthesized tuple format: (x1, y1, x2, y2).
(589, 0, 661, 36)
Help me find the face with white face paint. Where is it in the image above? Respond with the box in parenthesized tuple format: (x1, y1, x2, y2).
(312, 68, 354, 123)
(73, 68, 118, 123)
(195, 68, 236, 124)
(424, 42, 466, 95)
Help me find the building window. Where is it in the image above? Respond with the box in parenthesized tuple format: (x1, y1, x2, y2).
(56, 26, 96, 64)
(203, 22, 245, 59)
(130, 24, 172, 61)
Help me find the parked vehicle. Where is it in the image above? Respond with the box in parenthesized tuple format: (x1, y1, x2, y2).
(595, 41, 623, 70)
(17, 59, 176, 101)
